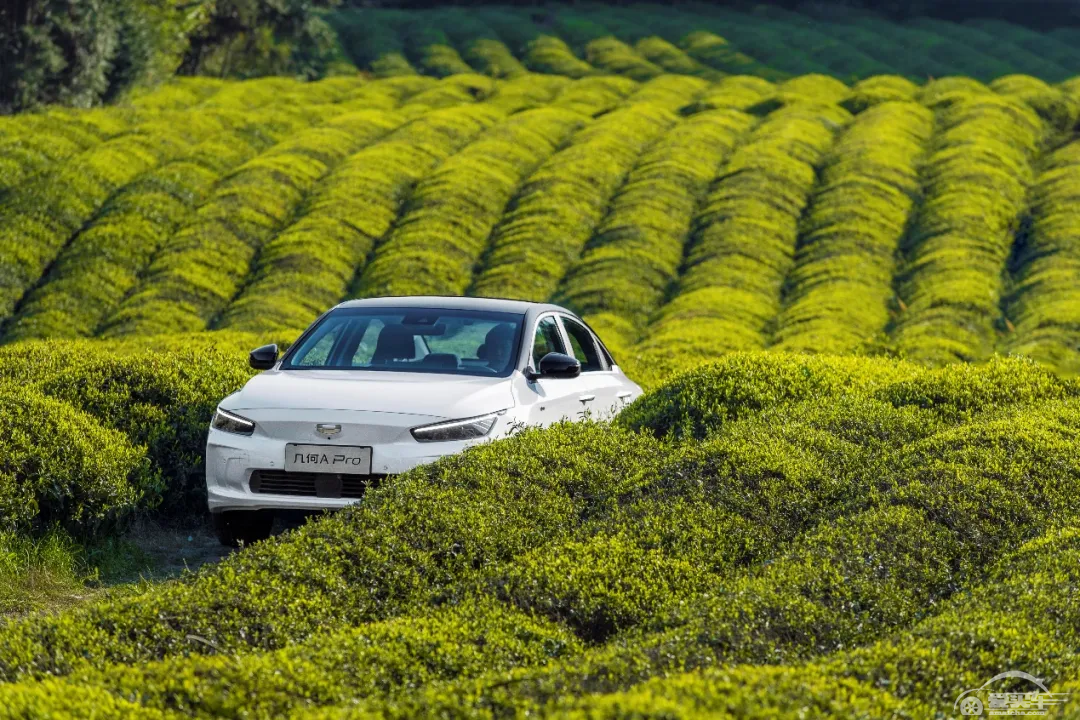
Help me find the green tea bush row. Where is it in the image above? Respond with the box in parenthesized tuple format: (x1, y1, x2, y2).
(0, 339, 254, 513)
(1, 125, 271, 343)
(318, 389, 1080, 717)
(0, 382, 145, 538)
(633, 37, 721, 81)
(816, 524, 1080, 714)
(98, 111, 406, 337)
(523, 35, 598, 78)
(1006, 139, 1080, 375)
(471, 79, 701, 301)
(547, 76, 639, 117)
(354, 107, 586, 299)
(630, 102, 849, 388)
(772, 101, 932, 355)
(972, 19, 1080, 74)
(555, 108, 755, 353)
(990, 74, 1080, 135)
(0, 109, 131, 201)
(0, 597, 579, 720)
(217, 104, 506, 334)
(0, 111, 235, 322)
(892, 93, 1044, 365)
(0, 421, 663, 681)
(583, 37, 664, 82)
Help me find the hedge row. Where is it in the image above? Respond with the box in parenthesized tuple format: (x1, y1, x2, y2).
(546, 76, 639, 117)
(555, 108, 756, 354)
(2, 125, 269, 343)
(0, 339, 254, 516)
(630, 101, 850, 389)
(0, 112, 227, 322)
(0, 381, 146, 538)
(1006, 139, 1080, 375)
(354, 107, 586, 299)
(0, 598, 580, 720)
(216, 104, 507, 334)
(0, 355, 1071, 686)
(293, 384, 1080, 718)
(97, 109, 411, 337)
(470, 79, 702, 301)
(772, 101, 933, 355)
(892, 93, 1045, 365)
(326, 4, 1080, 86)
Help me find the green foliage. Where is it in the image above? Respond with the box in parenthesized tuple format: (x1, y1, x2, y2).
(0, 381, 145, 537)
(355, 106, 585, 299)
(218, 102, 506, 334)
(557, 108, 755, 350)
(471, 79, 703, 301)
(0, 339, 254, 513)
(892, 92, 1044, 365)
(1006, 138, 1080, 375)
(629, 101, 849, 388)
(773, 100, 932, 355)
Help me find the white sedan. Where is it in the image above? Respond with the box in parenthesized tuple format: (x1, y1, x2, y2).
(206, 296, 642, 545)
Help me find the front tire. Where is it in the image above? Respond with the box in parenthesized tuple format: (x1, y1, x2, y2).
(213, 510, 274, 547)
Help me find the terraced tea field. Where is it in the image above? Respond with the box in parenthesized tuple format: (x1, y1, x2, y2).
(332, 3, 1080, 83)
(3, 5, 1080, 717)
(2, 66, 1080, 380)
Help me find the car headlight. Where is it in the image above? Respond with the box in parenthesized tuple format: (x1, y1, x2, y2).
(212, 408, 255, 436)
(411, 412, 499, 443)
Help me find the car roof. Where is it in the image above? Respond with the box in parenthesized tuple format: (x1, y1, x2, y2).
(334, 296, 571, 316)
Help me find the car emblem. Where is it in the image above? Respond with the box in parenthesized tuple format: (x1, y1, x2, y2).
(316, 423, 341, 438)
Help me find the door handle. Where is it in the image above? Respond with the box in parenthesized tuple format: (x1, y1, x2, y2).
(578, 394, 596, 403)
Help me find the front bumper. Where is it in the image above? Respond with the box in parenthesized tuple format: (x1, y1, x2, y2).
(205, 407, 486, 513)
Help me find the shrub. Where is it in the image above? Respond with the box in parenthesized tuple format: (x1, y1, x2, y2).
(1005, 138, 1080, 375)
(100, 109, 408, 337)
(0, 381, 145, 537)
(216, 104, 503, 334)
(0, 340, 254, 513)
(0, 598, 581, 720)
(618, 352, 919, 439)
(354, 106, 585, 299)
(556, 108, 755, 350)
(772, 100, 932, 355)
(471, 86, 692, 301)
(629, 101, 850, 387)
(584, 37, 664, 82)
(891, 92, 1044, 365)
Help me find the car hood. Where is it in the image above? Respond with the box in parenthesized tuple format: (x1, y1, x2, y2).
(224, 369, 515, 420)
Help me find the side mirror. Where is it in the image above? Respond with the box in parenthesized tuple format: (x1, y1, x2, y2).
(249, 344, 279, 370)
(528, 352, 581, 381)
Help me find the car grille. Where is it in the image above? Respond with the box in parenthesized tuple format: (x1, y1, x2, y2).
(249, 470, 382, 499)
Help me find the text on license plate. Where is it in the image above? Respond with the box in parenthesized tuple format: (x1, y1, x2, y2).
(285, 444, 372, 474)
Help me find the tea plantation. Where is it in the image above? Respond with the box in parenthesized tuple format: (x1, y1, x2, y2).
(2, 2, 1080, 717)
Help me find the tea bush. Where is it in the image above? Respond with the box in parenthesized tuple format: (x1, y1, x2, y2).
(892, 92, 1044, 365)
(773, 100, 932, 355)
(0, 382, 145, 537)
(1007, 138, 1080, 375)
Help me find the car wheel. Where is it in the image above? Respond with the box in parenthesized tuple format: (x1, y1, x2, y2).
(212, 510, 274, 547)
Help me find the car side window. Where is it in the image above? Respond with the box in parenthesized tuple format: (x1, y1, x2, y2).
(532, 316, 566, 367)
(561, 317, 604, 372)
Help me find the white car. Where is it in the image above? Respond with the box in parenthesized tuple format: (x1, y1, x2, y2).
(206, 296, 642, 545)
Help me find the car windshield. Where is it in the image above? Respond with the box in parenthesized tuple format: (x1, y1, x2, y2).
(282, 307, 525, 377)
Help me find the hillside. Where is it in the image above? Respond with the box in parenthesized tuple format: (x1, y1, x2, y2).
(2, 69, 1080, 380)
(3, 352, 1080, 717)
(331, 3, 1080, 84)
(3, 6, 1080, 715)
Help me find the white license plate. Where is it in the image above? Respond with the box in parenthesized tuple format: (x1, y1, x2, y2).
(285, 444, 372, 475)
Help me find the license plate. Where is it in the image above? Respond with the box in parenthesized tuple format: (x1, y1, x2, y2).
(285, 444, 372, 475)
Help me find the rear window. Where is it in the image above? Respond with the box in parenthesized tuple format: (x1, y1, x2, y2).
(282, 307, 525, 377)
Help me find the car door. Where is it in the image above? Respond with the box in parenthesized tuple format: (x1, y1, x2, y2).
(557, 315, 629, 419)
(519, 314, 589, 426)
